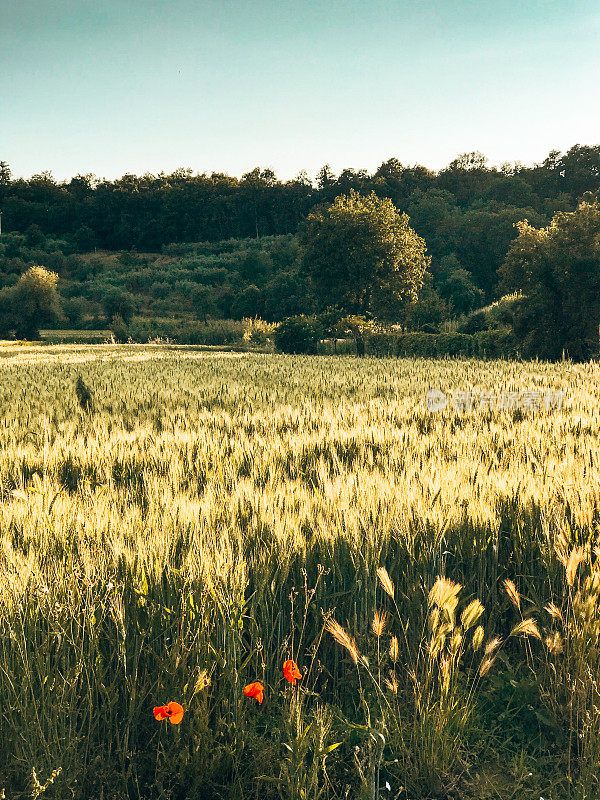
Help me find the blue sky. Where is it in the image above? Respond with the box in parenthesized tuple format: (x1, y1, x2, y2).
(2, 0, 599, 181)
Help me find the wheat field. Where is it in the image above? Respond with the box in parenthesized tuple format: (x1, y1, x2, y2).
(1, 342, 600, 799)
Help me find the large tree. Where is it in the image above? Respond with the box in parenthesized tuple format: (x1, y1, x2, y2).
(0, 265, 63, 339)
(301, 190, 430, 321)
(498, 200, 600, 361)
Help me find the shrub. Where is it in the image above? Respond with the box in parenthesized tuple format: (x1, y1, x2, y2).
(394, 330, 516, 358)
(458, 309, 488, 334)
(102, 288, 135, 324)
(231, 285, 262, 320)
(11, 265, 64, 339)
(243, 318, 275, 346)
(125, 317, 250, 346)
(274, 315, 323, 354)
(110, 314, 129, 343)
(317, 329, 517, 358)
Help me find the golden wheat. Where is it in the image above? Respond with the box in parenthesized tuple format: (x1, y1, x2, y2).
(1, 342, 600, 798)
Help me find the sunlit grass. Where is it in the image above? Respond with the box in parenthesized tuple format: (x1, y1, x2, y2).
(1, 343, 600, 798)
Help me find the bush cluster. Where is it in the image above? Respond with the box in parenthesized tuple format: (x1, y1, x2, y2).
(274, 315, 323, 354)
(277, 320, 517, 359)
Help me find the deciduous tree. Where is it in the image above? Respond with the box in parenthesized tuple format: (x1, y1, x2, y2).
(301, 190, 429, 322)
(498, 200, 600, 360)
(10, 265, 63, 339)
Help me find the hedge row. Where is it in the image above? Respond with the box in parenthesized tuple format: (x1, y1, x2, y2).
(366, 328, 517, 358)
(125, 317, 247, 345)
(312, 329, 517, 358)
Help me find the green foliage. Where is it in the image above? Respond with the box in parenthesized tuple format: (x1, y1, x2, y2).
(393, 329, 516, 358)
(109, 314, 128, 343)
(190, 283, 214, 322)
(279, 694, 338, 800)
(459, 309, 488, 334)
(25, 223, 46, 248)
(231, 284, 262, 320)
(2, 146, 600, 358)
(126, 316, 250, 346)
(239, 250, 273, 284)
(403, 272, 450, 331)
(0, 265, 63, 338)
(102, 288, 135, 324)
(485, 293, 521, 326)
(73, 225, 97, 253)
(436, 254, 484, 315)
(499, 200, 600, 361)
(457, 294, 521, 336)
(274, 315, 323, 354)
(262, 269, 314, 322)
(302, 190, 429, 319)
(242, 317, 275, 347)
(315, 328, 517, 358)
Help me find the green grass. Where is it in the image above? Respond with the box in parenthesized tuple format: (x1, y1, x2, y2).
(0, 343, 598, 799)
(39, 329, 112, 342)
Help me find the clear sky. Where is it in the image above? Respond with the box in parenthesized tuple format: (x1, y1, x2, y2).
(2, 0, 599, 182)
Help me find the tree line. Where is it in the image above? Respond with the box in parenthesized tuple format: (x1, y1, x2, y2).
(1, 145, 600, 360)
(1, 144, 600, 302)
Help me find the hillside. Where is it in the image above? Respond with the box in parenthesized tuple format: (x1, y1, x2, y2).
(2, 145, 600, 309)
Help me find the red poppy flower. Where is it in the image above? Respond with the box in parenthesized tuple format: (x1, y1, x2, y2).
(153, 701, 184, 724)
(283, 660, 302, 686)
(243, 681, 264, 704)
